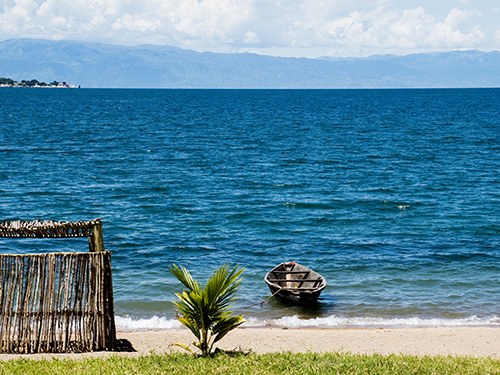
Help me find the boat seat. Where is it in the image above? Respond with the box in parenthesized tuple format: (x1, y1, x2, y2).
(267, 278, 323, 283)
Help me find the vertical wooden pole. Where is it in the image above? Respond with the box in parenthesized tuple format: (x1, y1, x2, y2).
(103, 251, 116, 350)
(89, 223, 105, 252)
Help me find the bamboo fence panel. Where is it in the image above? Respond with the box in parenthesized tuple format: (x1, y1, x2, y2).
(0, 252, 115, 353)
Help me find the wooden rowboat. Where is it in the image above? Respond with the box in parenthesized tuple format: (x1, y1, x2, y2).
(264, 262, 326, 305)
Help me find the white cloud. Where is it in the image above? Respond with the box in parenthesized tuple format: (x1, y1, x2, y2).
(443, 7, 480, 29)
(429, 8, 483, 47)
(278, 6, 485, 55)
(243, 31, 259, 44)
(166, 0, 250, 44)
(0, 0, 495, 57)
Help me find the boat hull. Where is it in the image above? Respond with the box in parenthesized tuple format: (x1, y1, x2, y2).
(264, 262, 326, 306)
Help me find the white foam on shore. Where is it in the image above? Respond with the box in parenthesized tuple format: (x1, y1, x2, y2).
(116, 315, 183, 330)
(115, 315, 500, 331)
(244, 315, 500, 328)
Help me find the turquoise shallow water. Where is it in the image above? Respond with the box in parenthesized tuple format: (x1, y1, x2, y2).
(1, 88, 500, 328)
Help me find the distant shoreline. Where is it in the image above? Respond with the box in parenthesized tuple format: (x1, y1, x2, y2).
(0, 83, 80, 88)
(0, 77, 80, 88)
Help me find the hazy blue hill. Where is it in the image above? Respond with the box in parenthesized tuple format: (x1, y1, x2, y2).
(0, 39, 499, 88)
(362, 50, 500, 87)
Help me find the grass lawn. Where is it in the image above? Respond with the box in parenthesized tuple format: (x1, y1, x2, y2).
(2, 352, 500, 375)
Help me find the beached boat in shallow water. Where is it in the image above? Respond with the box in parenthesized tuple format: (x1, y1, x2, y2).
(264, 262, 326, 305)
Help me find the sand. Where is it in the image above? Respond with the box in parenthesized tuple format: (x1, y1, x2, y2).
(1, 327, 499, 361)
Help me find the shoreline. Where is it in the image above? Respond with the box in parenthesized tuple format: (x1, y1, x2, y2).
(114, 314, 500, 330)
(1, 327, 499, 361)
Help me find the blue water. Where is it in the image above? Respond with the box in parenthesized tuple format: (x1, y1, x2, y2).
(1, 88, 500, 329)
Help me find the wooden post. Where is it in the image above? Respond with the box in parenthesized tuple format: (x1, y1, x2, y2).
(89, 223, 105, 252)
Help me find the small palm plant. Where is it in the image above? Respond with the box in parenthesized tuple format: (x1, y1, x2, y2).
(170, 263, 245, 356)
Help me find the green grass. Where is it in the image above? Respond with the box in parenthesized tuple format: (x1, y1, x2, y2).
(2, 352, 500, 375)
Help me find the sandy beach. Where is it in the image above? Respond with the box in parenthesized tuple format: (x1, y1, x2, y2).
(1, 327, 499, 361)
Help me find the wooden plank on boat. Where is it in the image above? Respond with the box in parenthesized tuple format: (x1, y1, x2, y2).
(266, 278, 323, 283)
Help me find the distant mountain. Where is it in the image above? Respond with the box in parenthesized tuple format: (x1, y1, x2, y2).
(0, 39, 499, 88)
(318, 50, 500, 88)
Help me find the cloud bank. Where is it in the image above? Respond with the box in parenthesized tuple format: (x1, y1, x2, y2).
(0, 0, 498, 57)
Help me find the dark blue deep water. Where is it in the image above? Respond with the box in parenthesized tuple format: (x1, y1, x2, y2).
(1, 88, 499, 329)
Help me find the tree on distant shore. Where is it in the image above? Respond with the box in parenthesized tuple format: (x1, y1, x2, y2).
(0, 78, 16, 85)
(20, 79, 40, 87)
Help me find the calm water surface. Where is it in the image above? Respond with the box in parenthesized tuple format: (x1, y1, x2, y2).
(1, 88, 499, 328)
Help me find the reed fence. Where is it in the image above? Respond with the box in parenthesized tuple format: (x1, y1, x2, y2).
(0, 219, 115, 353)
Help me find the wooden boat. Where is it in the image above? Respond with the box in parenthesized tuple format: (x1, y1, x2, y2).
(264, 262, 326, 305)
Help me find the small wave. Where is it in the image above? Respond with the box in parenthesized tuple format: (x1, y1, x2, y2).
(245, 315, 500, 328)
(115, 314, 500, 331)
(116, 315, 183, 331)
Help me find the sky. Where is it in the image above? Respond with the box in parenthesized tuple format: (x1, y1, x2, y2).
(0, 0, 499, 58)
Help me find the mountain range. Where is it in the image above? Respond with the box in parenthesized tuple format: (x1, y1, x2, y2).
(0, 39, 499, 88)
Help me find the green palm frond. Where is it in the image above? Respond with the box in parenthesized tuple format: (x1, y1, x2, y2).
(170, 264, 245, 356)
(173, 341, 193, 353)
(211, 315, 246, 344)
(170, 264, 202, 294)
